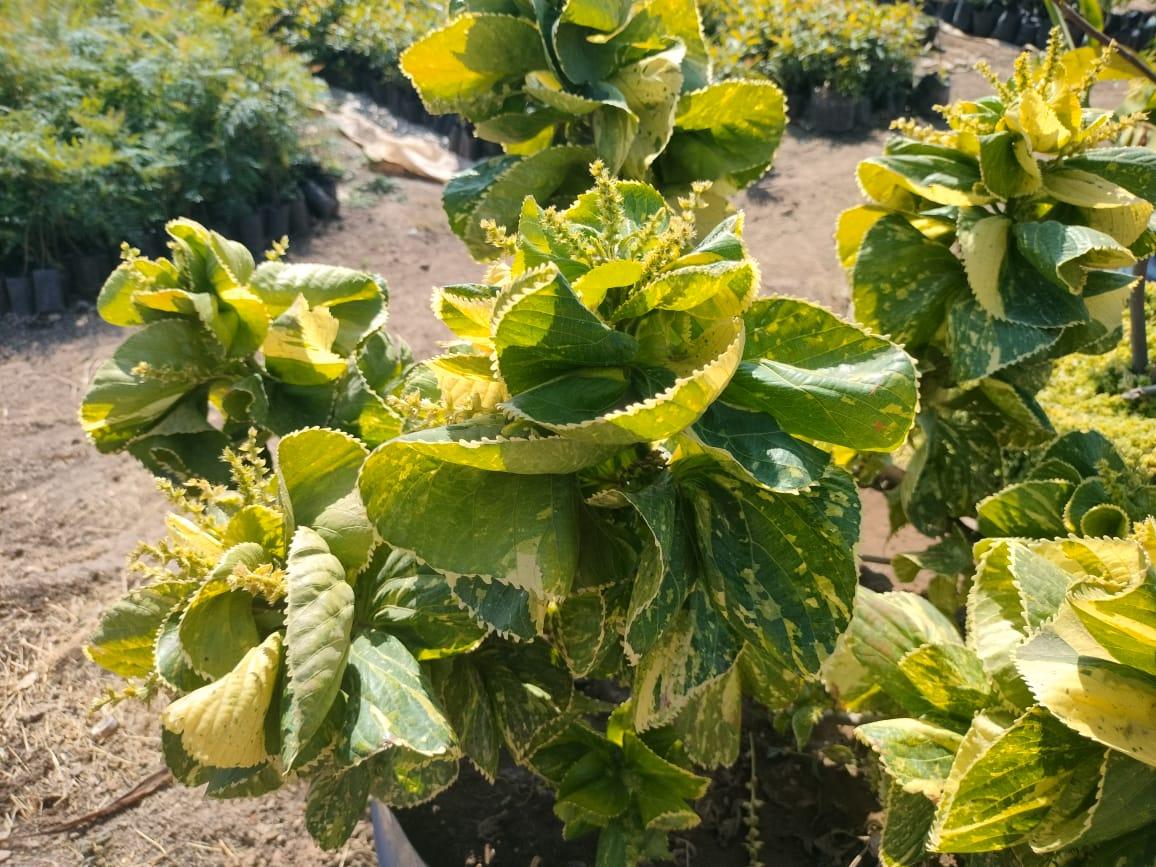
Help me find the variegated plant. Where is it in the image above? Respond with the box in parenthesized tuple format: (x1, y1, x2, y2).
(80, 220, 412, 481)
(85, 169, 920, 863)
(401, 0, 785, 258)
(838, 33, 1156, 540)
(825, 522, 1156, 866)
(894, 430, 1156, 614)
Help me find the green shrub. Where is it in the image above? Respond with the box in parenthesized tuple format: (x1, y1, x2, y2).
(0, 0, 321, 270)
(707, 0, 927, 102)
(838, 35, 1156, 538)
(1039, 282, 1156, 479)
(400, 0, 787, 259)
(237, 0, 445, 87)
(84, 169, 921, 862)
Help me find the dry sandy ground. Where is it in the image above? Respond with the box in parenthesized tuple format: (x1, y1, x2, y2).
(0, 29, 1099, 866)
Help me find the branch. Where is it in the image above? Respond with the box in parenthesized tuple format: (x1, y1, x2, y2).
(1053, 0, 1156, 85)
(8, 768, 172, 839)
(1122, 383, 1156, 401)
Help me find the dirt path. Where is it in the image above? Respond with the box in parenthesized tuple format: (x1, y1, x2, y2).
(0, 29, 1083, 865)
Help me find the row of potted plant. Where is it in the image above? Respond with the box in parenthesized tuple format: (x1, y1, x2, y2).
(933, 1, 1156, 50)
(708, 0, 931, 133)
(0, 0, 328, 312)
(1, 176, 336, 317)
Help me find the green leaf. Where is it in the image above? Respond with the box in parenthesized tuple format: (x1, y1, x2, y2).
(928, 706, 1104, 853)
(161, 632, 282, 769)
(276, 427, 373, 572)
(1016, 626, 1156, 768)
(281, 527, 355, 769)
(448, 573, 542, 639)
(459, 146, 598, 259)
(607, 48, 682, 178)
(946, 295, 1059, 383)
(179, 568, 261, 680)
(694, 468, 859, 676)
(967, 539, 1071, 704)
(672, 663, 742, 768)
(1067, 568, 1156, 678)
(976, 480, 1074, 538)
(1063, 147, 1156, 202)
(86, 580, 196, 678)
(689, 402, 830, 493)
(361, 548, 487, 660)
(725, 296, 917, 451)
(480, 641, 576, 763)
(632, 591, 740, 731)
(552, 591, 613, 677)
(657, 80, 786, 188)
(619, 475, 691, 660)
(434, 657, 501, 780)
(837, 587, 963, 716)
(341, 629, 455, 763)
(1014, 221, 1134, 293)
(978, 132, 1041, 198)
(400, 13, 546, 117)
(622, 731, 709, 828)
(81, 319, 223, 452)
(1030, 750, 1156, 853)
(261, 297, 349, 386)
(493, 271, 639, 394)
(897, 643, 992, 722)
(443, 155, 521, 240)
(360, 445, 579, 598)
(305, 765, 370, 850)
(505, 327, 744, 445)
(368, 749, 460, 808)
(858, 152, 992, 209)
(850, 214, 968, 349)
(880, 783, 936, 867)
(857, 719, 963, 799)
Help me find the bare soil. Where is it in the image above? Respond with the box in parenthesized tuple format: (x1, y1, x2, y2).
(0, 30, 1083, 867)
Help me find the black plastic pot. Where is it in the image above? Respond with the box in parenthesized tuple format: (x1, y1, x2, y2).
(289, 195, 312, 238)
(32, 268, 66, 314)
(972, 6, 1000, 37)
(1142, 17, 1156, 50)
(993, 8, 1019, 41)
(875, 89, 909, 124)
(4, 276, 33, 316)
(950, 0, 973, 33)
(807, 88, 857, 134)
(854, 96, 874, 129)
(265, 202, 291, 245)
(239, 211, 266, 258)
(1014, 14, 1038, 46)
(912, 74, 951, 118)
(70, 254, 108, 301)
(303, 179, 339, 220)
(1035, 21, 1053, 47)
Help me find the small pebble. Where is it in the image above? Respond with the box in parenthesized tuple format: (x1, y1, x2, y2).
(89, 715, 119, 742)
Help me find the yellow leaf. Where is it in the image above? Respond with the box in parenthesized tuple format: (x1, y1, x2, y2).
(162, 631, 282, 769)
(1006, 90, 1070, 153)
(959, 215, 1010, 319)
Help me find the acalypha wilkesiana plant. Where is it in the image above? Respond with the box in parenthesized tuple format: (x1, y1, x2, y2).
(83, 162, 920, 863)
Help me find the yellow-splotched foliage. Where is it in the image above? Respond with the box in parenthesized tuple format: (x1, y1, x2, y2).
(1040, 282, 1156, 479)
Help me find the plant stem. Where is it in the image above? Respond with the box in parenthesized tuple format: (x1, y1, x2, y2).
(1132, 260, 1149, 375)
(1053, 0, 1156, 85)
